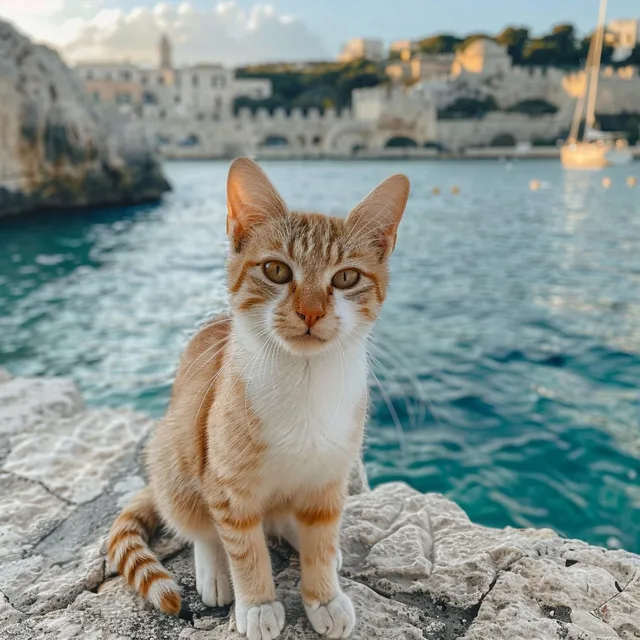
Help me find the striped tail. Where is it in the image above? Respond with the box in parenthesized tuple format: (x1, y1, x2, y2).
(107, 486, 182, 615)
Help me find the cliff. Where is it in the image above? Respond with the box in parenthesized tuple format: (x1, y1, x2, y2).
(0, 21, 170, 217)
(0, 371, 639, 639)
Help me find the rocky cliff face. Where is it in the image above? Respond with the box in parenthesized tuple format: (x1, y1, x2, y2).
(0, 21, 170, 217)
(1, 371, 639, 640)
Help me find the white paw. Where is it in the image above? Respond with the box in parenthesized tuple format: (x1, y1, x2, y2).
(304, 591, 355, 638)
(235, 600, 285, 640)
(194, 541, 233, 607)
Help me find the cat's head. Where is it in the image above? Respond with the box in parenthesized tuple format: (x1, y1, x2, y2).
(226, 158, 409, 356)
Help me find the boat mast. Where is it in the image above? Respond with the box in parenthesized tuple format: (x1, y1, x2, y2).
(568, 32, 596, 142)
(585, 0, 608, 132)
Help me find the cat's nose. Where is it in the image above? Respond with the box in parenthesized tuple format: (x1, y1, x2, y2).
(296, 308, 325, 328)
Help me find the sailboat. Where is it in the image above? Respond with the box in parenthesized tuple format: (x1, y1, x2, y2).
(561, 0, 633, 168)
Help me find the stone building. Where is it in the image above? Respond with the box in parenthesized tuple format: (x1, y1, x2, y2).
(451, 38, 512, 77)
(75, 35, 271, 123)
(607, 18, 639, 61)
(339, 38, 385, 62)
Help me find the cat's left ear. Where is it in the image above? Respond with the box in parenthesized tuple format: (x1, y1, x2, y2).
(346, 174, 410, 258)
(227, 157, 288, 250)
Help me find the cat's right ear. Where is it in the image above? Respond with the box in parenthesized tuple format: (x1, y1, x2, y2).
(226, 157, 287, 251)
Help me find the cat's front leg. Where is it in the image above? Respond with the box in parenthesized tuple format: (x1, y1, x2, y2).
(210, 499, 285, 640)
(295, 485, 355, 639)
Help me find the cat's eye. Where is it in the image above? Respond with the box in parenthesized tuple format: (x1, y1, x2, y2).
(331, 268, 360, 290)
(263, 261, 293, 284)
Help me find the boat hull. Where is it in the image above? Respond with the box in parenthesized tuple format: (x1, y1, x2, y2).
(561, 142, 633, 168)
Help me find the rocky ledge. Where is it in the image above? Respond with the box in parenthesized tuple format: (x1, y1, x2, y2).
(0, 21, 170, 217)
(0, 371, 639, 640)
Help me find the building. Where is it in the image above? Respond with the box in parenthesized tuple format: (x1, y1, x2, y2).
(75, 35, 272, 122)
(387, 52, 454, 83)
(606, 19, 639, 61)
(451, 38, 511, 77)
(339, 38, 385, 62)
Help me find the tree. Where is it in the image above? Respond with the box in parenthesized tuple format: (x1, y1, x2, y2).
(458, 33, 493, 50)
(417, 34, 462, 54)
(579, 33, 615, 65)
(495, 26, 530, 64)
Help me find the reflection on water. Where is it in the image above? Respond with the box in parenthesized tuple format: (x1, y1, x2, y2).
(1, 159, 639, 551)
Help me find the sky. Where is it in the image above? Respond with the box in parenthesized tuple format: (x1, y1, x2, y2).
(0, 0, 638, 66)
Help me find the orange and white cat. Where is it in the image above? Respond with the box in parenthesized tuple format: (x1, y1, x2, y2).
(107, 158, 409, 639)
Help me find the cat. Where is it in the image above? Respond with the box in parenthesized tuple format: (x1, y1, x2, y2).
(106, 158, 410, 640)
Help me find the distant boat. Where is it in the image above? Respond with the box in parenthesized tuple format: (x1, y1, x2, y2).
(561, 0, 633, 168)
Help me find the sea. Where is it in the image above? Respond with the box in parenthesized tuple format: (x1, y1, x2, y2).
(1, 159, 639, 552)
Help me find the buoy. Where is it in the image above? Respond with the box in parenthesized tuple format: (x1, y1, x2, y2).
(627, 176, 637, 187)
(529, 180, 541, 191)
(451, 186, 460, 195)
(432, 187, 440, 195)
(602, 177, 612, 189)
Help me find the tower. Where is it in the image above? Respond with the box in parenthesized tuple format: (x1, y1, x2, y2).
(159, 34, 172, 70)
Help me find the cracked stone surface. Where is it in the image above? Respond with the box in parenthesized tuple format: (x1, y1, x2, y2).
(1, 375, 639, 640)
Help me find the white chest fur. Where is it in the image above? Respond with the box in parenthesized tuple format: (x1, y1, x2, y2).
(235, 338, 368, 494)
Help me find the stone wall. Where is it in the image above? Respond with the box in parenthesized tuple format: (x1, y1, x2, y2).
(0, 20, 170, 217)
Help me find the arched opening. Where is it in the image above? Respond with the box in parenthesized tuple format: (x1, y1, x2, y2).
(384, 136, 418, 148)
(178, 134, 200, 147)
(489, 133, 517, 147)
(156, 134, 172, 146)
(312, 135, 323, 146)
(352, 144, 367, 155)
(423, 141, 446, 152)
(260, 135, 289, 148)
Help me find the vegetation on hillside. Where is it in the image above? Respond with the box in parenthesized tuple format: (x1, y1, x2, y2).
(414, 23, 626, 68)
(234, 59, 385, 114)
(233, 24, 639, 116)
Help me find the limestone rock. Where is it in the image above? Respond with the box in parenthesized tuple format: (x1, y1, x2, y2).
(0, 20, 170, 217)
(1, 376, 639, 640)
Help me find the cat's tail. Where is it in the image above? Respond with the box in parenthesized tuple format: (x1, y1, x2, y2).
(106, 486, 182, 615)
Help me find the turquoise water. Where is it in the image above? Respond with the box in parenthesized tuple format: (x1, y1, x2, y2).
(1, 159, 640, 551)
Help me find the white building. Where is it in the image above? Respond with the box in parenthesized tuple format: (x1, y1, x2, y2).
(75, 36, 272, 123)
(607, 19, 639, 61)
(339, 38, 385, 62)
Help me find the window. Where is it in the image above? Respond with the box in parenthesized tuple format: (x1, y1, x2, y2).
(192, 74, 199, 88)
(215, 96, 222, 110)
(92, 91, 101, 103)
(141, 75, 148, 86)
(211, 75, 218, 87)
(143, 92, 157, 105)
(121, 70, 131, 81)
(174, 95, 181, 104)
(159, 109, 166, 119)
(116, 92, 132, 105)
(197, 113, 205, 121)
(158, 75, 165, 85)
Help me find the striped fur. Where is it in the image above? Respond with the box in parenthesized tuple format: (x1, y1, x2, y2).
(107, 159, 409, 638)
(106, 487, 182, 615)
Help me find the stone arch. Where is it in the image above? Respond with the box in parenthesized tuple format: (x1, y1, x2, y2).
(384, 136, 418, 148)
(260, 134, 289, 147)
(179, 134, 200, 147)
(423, 141, 446, 152)
(489, 133, 516, 147)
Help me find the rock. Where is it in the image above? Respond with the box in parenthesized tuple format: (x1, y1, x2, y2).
(1, 376, 640, 640)
(0, 20, 170, 217)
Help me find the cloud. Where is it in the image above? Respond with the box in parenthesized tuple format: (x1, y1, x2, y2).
(0, 1, 329, 66)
